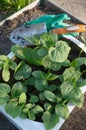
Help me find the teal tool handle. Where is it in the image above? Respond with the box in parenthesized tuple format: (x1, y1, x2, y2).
(24, 14, 79, 37)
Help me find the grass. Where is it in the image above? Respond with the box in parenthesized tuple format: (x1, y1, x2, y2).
(0, 0, 35, 21)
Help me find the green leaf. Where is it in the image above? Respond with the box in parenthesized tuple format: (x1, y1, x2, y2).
(61, 59, 70, 67)
(5, 101, 22, 118)
(0, 61, 3, 68)
(47, 73, 58, 81)
(42, 56, 61, 71)
(28, 110, 36, 120)
(61, 81, 84, 108)
(35, 79, 48, 91)
(31, 105, 43, 114)
(63, 67, 81, 81)
(32, 47, 43, 65)
(14, 61, 32, 80)
(77, 78, 86, 87)
(47, 113, 59, 130)
(33, 71, 56, 83)
(23, 77, 35, 86)
(40, 33, 58, 47)
(38, 47, 48, 57)
(34, 105, 44, 113)
(32, 70, 47, 79)
(27, 77, 35, 86)
(9, 61, 17, 70)
(2, 68, 10, 81)
(39, 92, 45, 101)
(49, 40, 70, 63)
(0, 96, 9, 105)
(19, 93, 26, 105)
(23, 108, 29, 114)
(23, 103, 35, 114)
(25, 34, 40, 46)
(44, 102, 52, 111)
(71, 57, 86, 67)
(24, 103, 34, 110)
(44, 90, 56, 102)
(0, 83, 10, 97)
(61, 81, 74, 98)
(42, 111, 51, 123)
(11, 82, 27, 98)
(42, 56, 51, 68)
(42, 111, 59, 130)
(47, 84, 57, 92)
(55, 104, 69, 119)
(56, 96, 62, 103)
(58, 74, 64, 82)
(69, 88, 84, 108)
(11, 45, 25, 59)
(23, 47, 33, 64)
(23, 47, 42, 65)
(29, 95, 39, 103)
(0, 55, 8, 61)
(20, 112, 27, 119)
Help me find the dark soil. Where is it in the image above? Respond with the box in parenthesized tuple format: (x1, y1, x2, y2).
(0, 3, 86, 130)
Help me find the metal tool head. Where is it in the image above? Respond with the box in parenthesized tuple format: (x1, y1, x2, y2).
(10, 23, 47, 46)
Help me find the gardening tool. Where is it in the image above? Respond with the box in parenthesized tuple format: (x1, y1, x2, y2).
(10, 14, 71, 46)
(50, 24, 86, 35)
(10, 23, 47, 46)
(10, 14, 72, 46)
(24, 14, 71, 30)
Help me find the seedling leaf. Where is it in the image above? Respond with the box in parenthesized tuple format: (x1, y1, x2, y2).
(2, 68, 10, 81)
(11, 82, 27, 98)
(11, 45, 25, 59)
(55, 104, 69, 119)
(44, 90, 56, 102)
(19, 93, 26, 105)
(14, 61, 32, 80)
(5, 101, 22, 118)
(49, 40, 70, 63)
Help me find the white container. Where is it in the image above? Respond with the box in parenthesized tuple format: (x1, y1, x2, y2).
(0, 35, 86, 130)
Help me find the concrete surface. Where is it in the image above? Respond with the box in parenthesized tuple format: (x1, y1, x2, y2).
(49, 0, 86, 24)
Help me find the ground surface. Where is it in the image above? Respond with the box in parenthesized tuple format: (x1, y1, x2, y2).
(49, 0, 86, 24)
(0, 2, 86, 130)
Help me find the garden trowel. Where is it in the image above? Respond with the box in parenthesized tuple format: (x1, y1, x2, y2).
(10, 23, 86, 46)
(9, 14, 74, 46)
(10, 23, 47, 46)
(10, 14, 86, 46)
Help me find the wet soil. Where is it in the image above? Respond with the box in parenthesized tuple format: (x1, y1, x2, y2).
(0, 4, 86, 130)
